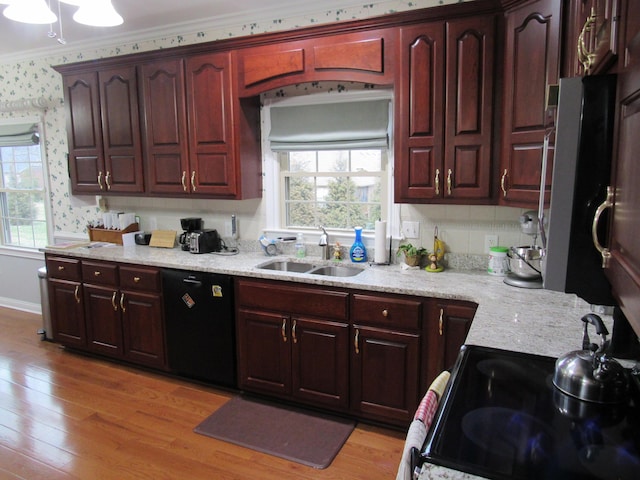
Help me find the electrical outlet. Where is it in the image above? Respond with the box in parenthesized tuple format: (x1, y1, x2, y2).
(485, 234, 498, 253)
(402, 221, 420, 239)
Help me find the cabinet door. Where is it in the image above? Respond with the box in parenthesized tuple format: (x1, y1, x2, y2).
(499, 0, 561, 207)
(185, 52, 236, 197)
(606, 0, 640, 332)
(48, 279, 86, 347)
(236, 309, 291, 396)
(350, 325, 420, 425)
(395, 23, 444, 202)
(62, 72, 105, 194)
(139, 58, 190, 194)
(443, 16, 494, 200)
(84, 283, 122, 357)
(121, 290, 166, 369)
(98, 66, 144, 193)
(291, 317, 349, 410)
(434, 303, 475, 376)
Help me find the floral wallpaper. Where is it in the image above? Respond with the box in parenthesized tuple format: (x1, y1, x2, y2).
(0, 0, 468, 238)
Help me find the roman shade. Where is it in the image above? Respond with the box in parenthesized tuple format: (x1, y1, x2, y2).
(268, 99, 390, 151)
(0, 123, 39, 147)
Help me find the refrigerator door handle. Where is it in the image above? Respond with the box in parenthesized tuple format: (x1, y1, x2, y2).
(592, 186, 614, 268)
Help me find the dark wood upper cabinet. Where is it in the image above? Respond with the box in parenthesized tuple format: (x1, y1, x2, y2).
(606, 0, 640, 333)
(395, 15, 495, 203)
(140, 53, 261, 199)
(60, 66, 144, 195)
(235, 28, 397, 97)
(499, 0, 561, 207)
(139, 58, 190, 195)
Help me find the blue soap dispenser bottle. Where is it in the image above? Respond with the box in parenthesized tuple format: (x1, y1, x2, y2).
(349, 226, 367, 263)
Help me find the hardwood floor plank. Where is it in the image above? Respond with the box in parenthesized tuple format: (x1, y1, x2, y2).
(0, 307, 405, 479)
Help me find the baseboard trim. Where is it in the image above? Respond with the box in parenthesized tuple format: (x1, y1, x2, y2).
(0, 298, 41, 315)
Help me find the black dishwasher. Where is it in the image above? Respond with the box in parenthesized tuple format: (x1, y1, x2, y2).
(162, 269, 236, 387)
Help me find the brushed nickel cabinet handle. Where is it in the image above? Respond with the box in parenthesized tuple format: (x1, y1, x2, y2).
(105, 171, 111, 190)
(592, 186, 614, 268)
(181, 171, 187, 192)
(97, 171, 104, 190)
(120, 293, 126, 312)
(354, 328, 360, 354)
(439, 308, 444, 336)
(191, 171, 196, 192)
(447, 168, 452, 196)
(281, 318, 288, 343)
(501, 169, 508, 198)
(111, 291, 118, 311)
(435, 168, 440, 196)
(74, 285, 80, 304)
(292, 319, 297, 344)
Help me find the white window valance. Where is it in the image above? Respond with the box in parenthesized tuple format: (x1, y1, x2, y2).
(0, 123, 39, 147)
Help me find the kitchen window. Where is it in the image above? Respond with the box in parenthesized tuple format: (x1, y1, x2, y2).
(0, 122, 50, 249)
(263, 90, 393, 235)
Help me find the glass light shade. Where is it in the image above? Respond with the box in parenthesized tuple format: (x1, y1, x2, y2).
(3, 0, 57, 24)
(73, 0, 123, 27)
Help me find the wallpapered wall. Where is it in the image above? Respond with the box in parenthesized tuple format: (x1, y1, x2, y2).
(0, 0, 529, 260)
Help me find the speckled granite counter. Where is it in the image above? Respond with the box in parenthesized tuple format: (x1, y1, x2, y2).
(45, 244, 601, 480)
(45, 244, 597, 359)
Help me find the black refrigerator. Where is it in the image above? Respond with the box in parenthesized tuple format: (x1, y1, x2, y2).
(544, 74, 617, 307)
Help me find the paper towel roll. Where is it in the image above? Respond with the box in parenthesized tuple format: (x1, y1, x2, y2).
(374, 220, 387, 264)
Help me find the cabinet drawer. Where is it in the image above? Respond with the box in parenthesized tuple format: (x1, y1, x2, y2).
(82, 261, 118, 286)
(46, 256, 82, 282)
(351, 293, 422, 330)
(237, 279, 348, 320)
(119, 266, 161, 292)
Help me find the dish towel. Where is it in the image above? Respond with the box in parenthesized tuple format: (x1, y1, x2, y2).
(395, 371, 451, 480)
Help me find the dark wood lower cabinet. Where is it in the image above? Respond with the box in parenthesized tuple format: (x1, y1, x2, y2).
(48, 278, 86, 348)
(350, 325, 420, 425)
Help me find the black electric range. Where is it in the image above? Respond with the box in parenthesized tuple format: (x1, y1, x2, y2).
(422, 345, 640, 480)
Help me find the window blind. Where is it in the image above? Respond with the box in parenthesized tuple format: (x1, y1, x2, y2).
(268, 99, 390, 151)
(0, 123, 39, 147)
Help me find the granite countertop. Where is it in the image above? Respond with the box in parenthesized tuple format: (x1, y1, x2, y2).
(45, 243, 598, 359)
(46, 243, 602, 480)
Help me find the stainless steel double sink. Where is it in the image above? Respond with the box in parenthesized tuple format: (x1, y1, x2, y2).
(257, 259, 364, 277)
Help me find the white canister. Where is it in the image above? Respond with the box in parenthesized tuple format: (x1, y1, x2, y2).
(488, 246, 510, 276)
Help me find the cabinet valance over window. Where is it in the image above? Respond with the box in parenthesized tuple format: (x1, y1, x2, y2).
(268, 99, 390, 151)
(0, 123, 39, 147)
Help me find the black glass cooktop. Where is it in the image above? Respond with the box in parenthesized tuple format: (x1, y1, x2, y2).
(423, 345, 640, 480)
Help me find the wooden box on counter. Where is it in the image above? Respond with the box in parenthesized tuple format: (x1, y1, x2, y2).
(88, 223, 139, 245)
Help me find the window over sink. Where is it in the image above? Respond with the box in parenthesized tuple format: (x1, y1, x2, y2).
(262, 88, 396, 238)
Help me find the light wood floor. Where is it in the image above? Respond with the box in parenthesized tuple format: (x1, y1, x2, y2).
(0, 306, 405, 479)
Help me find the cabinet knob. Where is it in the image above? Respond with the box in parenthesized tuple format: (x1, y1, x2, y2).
(58, 265, 65, 271)
(94, 271, 101, 276)
(133, 276, 140, 283)
(382, 309, 388, 317)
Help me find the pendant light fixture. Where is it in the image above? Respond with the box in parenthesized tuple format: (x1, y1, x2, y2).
(71, 0, 123, 27)
(2, 0, 123, 28)
(3, 0, 57, 24)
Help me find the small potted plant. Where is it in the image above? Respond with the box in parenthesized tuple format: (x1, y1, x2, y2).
(397, 243, 428, 267)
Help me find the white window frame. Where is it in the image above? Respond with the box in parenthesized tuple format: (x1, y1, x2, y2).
(261, 89, 399, 247)
(0, 117, 53, 257)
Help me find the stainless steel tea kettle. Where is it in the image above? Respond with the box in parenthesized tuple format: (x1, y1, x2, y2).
(553, 313, 629, 404)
